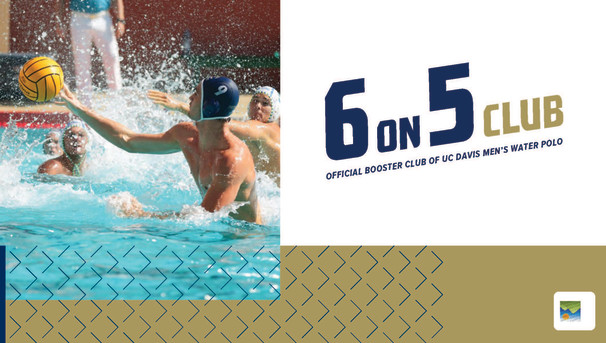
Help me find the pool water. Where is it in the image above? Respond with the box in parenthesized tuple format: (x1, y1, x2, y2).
(0, 91, 280, 301)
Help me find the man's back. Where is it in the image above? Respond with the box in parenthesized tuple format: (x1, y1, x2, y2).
(170, 121, 261, 223)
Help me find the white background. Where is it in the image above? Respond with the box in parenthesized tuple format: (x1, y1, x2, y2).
(281, 1, 606, 245)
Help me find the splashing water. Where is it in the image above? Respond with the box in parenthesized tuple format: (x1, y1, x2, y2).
(0, 78, 280, 300)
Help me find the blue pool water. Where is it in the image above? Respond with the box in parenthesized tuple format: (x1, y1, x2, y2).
(0, 93, 280, 301)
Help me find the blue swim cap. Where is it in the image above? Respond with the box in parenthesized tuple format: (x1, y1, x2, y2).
(199, 77, 239, 121)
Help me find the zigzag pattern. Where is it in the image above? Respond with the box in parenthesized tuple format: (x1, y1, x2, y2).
(6, 246, 444, 342)
(6, 244, 280, 301)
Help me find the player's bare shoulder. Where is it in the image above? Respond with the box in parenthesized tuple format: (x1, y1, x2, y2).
(171, 121, 197, 135)
(37, 157, 65, 175)
(169, 122, 198, 145)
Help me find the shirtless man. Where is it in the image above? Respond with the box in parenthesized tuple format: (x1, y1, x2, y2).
(148, 86, 281, 184)
(58, 77, 262, 223)
(38, 120, 89, 176)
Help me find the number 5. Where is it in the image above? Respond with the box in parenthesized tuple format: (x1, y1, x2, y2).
(428, 63, 474, 146)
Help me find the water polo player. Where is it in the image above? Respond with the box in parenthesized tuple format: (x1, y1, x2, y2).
(147, 86, 281, 184)
(38, 120, 89, 176)
(58, 77, 262, 224)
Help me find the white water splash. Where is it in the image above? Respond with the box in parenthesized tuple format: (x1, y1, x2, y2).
(1, 62, 279, 227)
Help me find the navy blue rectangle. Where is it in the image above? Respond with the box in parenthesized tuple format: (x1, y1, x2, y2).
(0, 246, 6, 342)
(1, 246, 5, 343)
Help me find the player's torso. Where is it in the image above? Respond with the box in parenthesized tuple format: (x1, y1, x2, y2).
(179, 133, 254, 201)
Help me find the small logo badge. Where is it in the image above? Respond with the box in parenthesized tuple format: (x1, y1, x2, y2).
(554, 292, 595, 331)
(560, 301, 581, 322)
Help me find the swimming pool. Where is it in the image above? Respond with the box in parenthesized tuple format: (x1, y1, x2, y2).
(0, 92, 280, 301)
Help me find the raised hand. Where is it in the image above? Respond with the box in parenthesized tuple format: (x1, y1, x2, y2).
(57, 84, 86, 114)
(147, 90, 189, 114)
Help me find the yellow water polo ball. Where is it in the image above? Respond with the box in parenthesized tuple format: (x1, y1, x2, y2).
(18, 56, 64, 102)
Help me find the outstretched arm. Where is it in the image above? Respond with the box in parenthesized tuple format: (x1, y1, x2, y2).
(59, 86, 181, 154)
(228, 121, 266, 141)
(147, 90, 190, 115)
(228, 121, 281, 146)
(109, 193, 177, 219)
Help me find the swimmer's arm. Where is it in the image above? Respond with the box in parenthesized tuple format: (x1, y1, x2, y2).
(118, 129, 182, 154)
(76, 110, 180, 154)
(201, 174, 241, 213)
(59, 86, 181, 154)
(229, 121, 280, 155)
(110, 193, 179, 219)
(147, 90, 190, 115)
(228, 121, 270, 141)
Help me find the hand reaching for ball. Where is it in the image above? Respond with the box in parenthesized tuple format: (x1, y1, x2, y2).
(56, 84, 86, 112)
